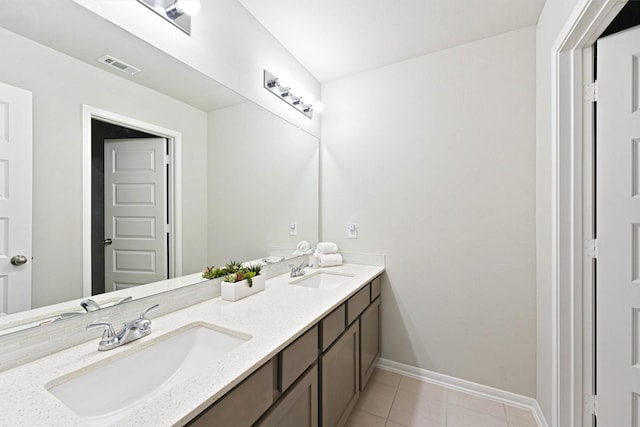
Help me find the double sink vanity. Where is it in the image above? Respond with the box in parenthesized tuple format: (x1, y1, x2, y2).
(0, 262, 384, 426)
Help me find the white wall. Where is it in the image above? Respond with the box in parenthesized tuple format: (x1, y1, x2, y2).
(0, 28, 208, 308)
(73, 0, 322, 138)
(207, 103, 319, 265)
(321, 26, 537, 396)
(535, 0, 585, 419)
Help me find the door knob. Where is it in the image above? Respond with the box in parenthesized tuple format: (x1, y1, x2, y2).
(103, 238, 113, 246)
(10, 255, 28, 266)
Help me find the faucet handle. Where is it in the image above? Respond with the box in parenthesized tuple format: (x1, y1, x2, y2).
(126, 304, 159, 333)
(139, 304, 159, 320)
(116, 296, 133, 305)
(87, 321, 116, 341)
(81, 298, 101, 312)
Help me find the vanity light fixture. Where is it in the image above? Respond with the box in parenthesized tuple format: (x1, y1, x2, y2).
(165, 0, 201, 18)
(264, 70, 324, 119)
(136, 0, 201, 35)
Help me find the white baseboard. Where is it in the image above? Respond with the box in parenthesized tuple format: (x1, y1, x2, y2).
(377, 358, 549, 427)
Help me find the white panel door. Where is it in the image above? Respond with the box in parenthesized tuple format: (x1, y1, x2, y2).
(104, 138, 167, 292)
(597, 25, 640, 425)
(0, 82, 31, 315)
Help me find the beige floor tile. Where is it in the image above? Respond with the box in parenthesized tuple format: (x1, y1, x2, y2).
(355, 380, 398, 418)
(387, 388, 446, 427)
(371, 368, 403, 388)
(447, 389, 506, 420)
(447, 403, 509, 427)
(345, 408, 387, 427)
(504, 405, 537, 427)
(398, 376, 447, 402)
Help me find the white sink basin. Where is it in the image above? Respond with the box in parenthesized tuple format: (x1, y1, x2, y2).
(290, 271, 355, 290)
(47, 322, 250, 426)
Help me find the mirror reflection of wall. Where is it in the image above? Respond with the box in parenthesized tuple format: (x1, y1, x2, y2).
(0, 22, 318, 319)
(208, 103, 319, 265)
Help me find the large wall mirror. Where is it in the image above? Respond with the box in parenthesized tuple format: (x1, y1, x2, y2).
(0, 0, 319, 333)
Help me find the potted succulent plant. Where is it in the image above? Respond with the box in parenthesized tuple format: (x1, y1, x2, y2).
(202, 261, 265, 302)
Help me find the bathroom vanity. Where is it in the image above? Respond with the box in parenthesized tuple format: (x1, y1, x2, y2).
(189, 272, 382, 427)
(0, 263, 383, 426)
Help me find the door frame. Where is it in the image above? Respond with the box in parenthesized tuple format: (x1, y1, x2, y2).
(550, 0, 626, 426)
(81, 105, 183, 297)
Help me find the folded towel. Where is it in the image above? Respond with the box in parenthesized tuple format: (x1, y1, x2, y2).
(293, 240, 313, 256)
(316, 242, 339, 254)
(317, 253, 343, 267)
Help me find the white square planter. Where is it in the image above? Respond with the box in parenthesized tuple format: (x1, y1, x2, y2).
(221, 274, 265, 301)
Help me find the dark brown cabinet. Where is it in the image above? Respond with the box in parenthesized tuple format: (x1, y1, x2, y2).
(320, 320, 360, 427)
(188, 358, 277, 427)
(321, 304, 346, 352)
(346, 286, 369, 325)
(280, 325, 319, 392)
(257, 365, 318, 427)
(359, 297, 380, 390)
(187, 274, 382, 427)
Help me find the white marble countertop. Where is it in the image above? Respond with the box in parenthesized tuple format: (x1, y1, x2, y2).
(0, 263, 384, 426)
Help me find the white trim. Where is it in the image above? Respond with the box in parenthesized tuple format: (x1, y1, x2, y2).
(81, 105, 183, 297)
(580, 45, 596, 427)
(377, 358, 548, 427)
(549, 1, 626, 426)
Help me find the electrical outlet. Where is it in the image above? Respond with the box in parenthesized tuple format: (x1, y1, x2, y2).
(347, 223, 357, 239)
(289, 222, 297, 236)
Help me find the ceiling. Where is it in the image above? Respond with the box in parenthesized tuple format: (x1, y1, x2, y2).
(237, 0, 546, 83)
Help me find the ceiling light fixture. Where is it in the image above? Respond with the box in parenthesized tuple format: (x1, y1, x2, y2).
(264, 70, 323, 119)
(166, 0, 201, 18)
(136, 0, 201, 35)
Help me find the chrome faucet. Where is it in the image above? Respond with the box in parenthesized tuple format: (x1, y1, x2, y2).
(87, 304, 159, 351)
(289, 261, 311, 277)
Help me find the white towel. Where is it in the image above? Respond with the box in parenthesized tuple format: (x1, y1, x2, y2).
(316, 242, 339, 254)
(293, 240, 313, 256)
(317, 253, 343, 267)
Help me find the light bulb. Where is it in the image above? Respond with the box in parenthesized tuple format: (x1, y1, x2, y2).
(290, 82, 304, 97)
(301, 92, 315, 105)
(312, 101, 324, 113)
(278, 72, 293, 89)
(176, 0, 201, 16)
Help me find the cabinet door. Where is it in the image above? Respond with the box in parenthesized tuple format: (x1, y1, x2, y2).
(257, 365, 318, 427)
(360, 297, 380, 390)
(320, 320, 359, 427)
(188, 359, 276, 427)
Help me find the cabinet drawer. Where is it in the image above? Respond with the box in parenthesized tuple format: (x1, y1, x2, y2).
(370, 276, 381, 301)
(188, 358, 276, 427)
(321, 304, 345, 351)
(347, 285, 370, 325)
(281, 325, 319, 392)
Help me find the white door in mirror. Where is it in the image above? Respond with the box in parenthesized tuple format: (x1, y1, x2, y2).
(104, 138, 168, 292)
(0, 82, 32, 314)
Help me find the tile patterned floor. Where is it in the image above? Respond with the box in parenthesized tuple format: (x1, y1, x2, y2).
(345, 369, 538, 427)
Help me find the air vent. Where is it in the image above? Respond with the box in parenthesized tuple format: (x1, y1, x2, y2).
(97, 55, 141, 76)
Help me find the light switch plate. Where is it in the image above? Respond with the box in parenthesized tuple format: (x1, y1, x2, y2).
(289, 222, 297, 236)
(347, 223, 357, 239)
